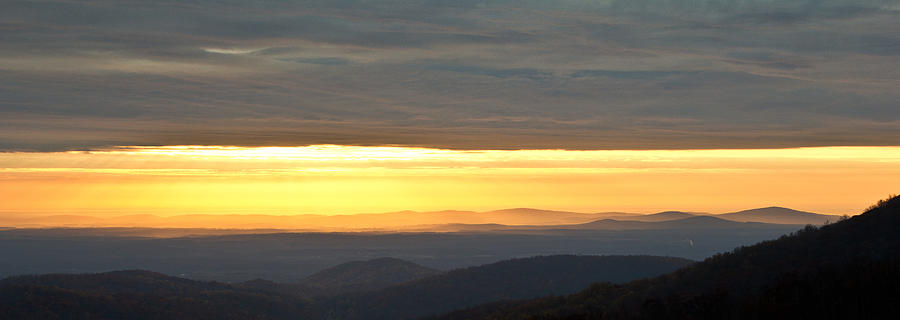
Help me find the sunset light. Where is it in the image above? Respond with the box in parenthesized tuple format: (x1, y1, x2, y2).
(2, 146, 897, 219)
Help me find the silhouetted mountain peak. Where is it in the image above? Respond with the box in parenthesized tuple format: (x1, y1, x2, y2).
(655, 210, 693, 215)
(488, 208, 571, 215)
(676, 215, 729, 223)
(658, 215, 761, 228)
(639, 211, 697, 221)
(718, 206, 838, 225)
(734, 206, 810, 215)
(301, 257, 440, 294)
(575, 215, 794, 231)
(427, 210, 473, 214)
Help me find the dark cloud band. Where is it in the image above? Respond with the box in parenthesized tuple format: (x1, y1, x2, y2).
(1, 0, 898, 151)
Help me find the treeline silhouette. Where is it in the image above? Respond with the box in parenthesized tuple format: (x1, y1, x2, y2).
(0, 255, 690, 319)
(441, 195, 900, 319)
(306, 255, 693, 319)
(0, 270, 307, 319)
(301, 257, 440, 295)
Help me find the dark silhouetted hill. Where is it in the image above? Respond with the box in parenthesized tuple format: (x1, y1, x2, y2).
(0, 270, 306, 319)
(300, 257, 440, 294)
(308, 255, 693, 319)
(571, 215, 796, 230)
(656, 215, 790, 229)
(716, 206, 840, 225)
(618, 211, 697, 222)
(440, 196, 900, 319)
(0, 255, 692, 320)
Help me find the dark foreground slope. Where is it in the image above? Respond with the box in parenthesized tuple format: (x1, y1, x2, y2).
(0, 270, 306, 319)
(308, 255, 693, 320)
(444, 196, 900, 319)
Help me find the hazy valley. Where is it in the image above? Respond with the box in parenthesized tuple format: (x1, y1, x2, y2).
(0, 206, 827, 282)
(0, 206, 839, 231)
(2, 197, 898, 319)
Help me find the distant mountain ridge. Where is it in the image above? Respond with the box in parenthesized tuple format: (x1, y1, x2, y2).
(618, 211, 697, 222)
(418, 215, 805, 232)
(572, 215, 792, 230)
(0, 206, 840, 232)
(716, 206, 839, 225)
(0, 209, 623, 230)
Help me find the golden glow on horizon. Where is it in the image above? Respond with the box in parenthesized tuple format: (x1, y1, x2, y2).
(1, 145, 899, 217)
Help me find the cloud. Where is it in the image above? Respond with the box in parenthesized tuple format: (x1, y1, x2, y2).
(1, 0, 899, 151)
(569, 70, 696, 79)
(425, 63, 551, 80)
(724, 51, 811, 70)
(282, 57, 351, 66)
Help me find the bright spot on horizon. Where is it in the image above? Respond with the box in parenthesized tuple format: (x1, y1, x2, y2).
(1, 145, 898, 218)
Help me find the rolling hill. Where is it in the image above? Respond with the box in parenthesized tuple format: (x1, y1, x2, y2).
(715, 206, 840, 225)
(479, 208, 633, 225)
(569, 215, 797, 231)
(609, 211, 698, 222)
(0, 270, 306, 319)
(235, 258, 441, 297)
(441, 196, 900, 319)
(307, 255, 694, 319)
(0, 255, 693, 319)
(300, 257, 440, 294)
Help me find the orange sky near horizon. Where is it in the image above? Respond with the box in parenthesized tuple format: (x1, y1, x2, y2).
(1, 145, 898, 217)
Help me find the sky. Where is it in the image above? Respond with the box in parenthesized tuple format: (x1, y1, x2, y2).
(1, 1, 899, 217)
(1, 145, 898, 215)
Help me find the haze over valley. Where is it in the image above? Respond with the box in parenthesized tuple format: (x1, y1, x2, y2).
(0, 206, 840, 231)
(3, 196, 900, 319)
(1, 205, 837, 282)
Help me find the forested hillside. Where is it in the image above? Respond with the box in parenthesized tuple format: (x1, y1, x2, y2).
(308, 255, 693, 319)
(443, 196, 900, 319)
(0, 270, 307, 319)
(0, 256, 691, 319)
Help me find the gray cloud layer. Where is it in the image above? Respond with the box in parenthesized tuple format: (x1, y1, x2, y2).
(1, 0, 899, 151)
